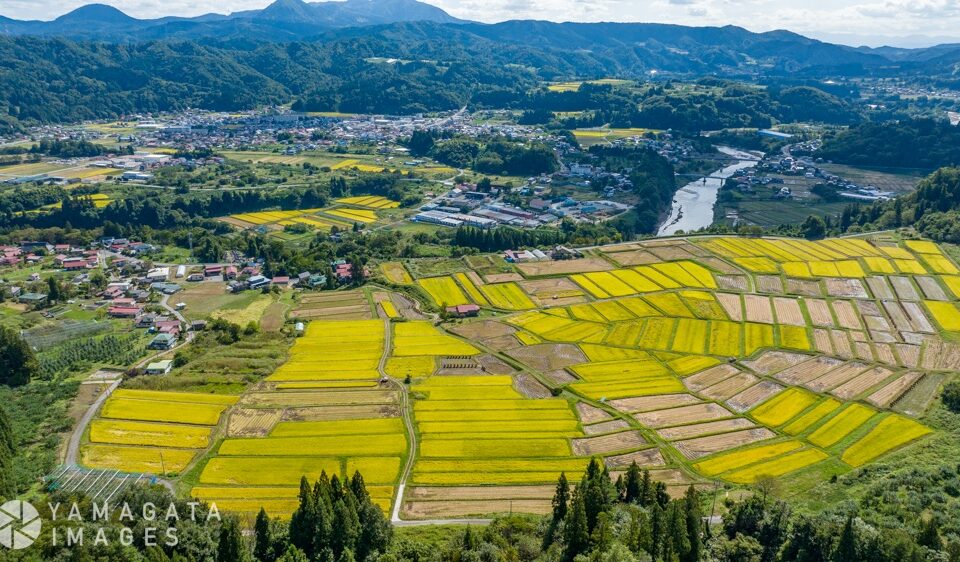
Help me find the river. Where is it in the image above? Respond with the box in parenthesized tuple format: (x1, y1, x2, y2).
(657, 146, 760, 236)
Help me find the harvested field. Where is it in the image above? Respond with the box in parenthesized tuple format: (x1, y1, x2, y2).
(228, 408, 283, 437)
(634, 403, 733, 428)
(485, 273, 524, 283)
(684, 364, 741, 391)
(716, 293, 743, 320)
(402, 500, 551, 518)
(890, 276, 920, 301)
(773, 297, 805, 326)
(604, 448, 665, 468)
(865, 277, 895, 299)
(406, 486, 554, 501)
(812, 329, 833, 354)
(506, 343, 587, 371)
(449, 320, 516, 341)
(917, 277, 948, 301)
(805, 299, 835, 326)
(831, 330, 853, 358)
(583, 419, 630, 435)
(609, 394, 700, 413)
(825, 278, 868, 298)
(606, 250, 660, 266)
(576, 402, 613, 423)
(716, 275, 749, 292)
(744, 295, 774, 324)
(726, 381, 784, 413)
(282, 405, 401, 421)
(657, 418, 756, 440)
(831, 367, 896, 400)
(867, 372, 924, 408)
(741, 351, 811, 375)
(674, 428, 776, 460)
(572, 431, 647, 455)
(516, 257, 613, 276)
(807, 362, 869, 392)
(831, 300, 862, 330)
(786, 279, 823, 296)
(756, 276, 783, 293)
(773, 356, 844, 385)
(701, 372, 761, 400)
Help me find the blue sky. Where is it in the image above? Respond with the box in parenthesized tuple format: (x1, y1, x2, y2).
(3, 0, 959, 47)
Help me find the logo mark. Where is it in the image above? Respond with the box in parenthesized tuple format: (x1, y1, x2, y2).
(0, 500, 41, 549)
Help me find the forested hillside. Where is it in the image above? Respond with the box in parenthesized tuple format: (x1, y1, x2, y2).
(817, 119, 960, 169)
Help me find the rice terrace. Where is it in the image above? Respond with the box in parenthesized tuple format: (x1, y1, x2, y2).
(75, 233, 958, 521)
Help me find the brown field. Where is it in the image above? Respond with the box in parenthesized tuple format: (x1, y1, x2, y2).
(773, 356, 844, 385)
(702, 372, 761, 400)
(576, 403, 613, 423)
(773, 297, 805, 326)
(609, 394, 700, 414)
(917, 277, 948, 301)
(896, 344, 921, 368)
(406, 486, 555, 501)
(831, 300, 862, 330)
(281, 405, 400, 421)
(744, 295, 774, 323)
(882, 301, 914, 332)
(684, 364, 741, 391)
(657, 418, 756, 441)
(902, 302, 935, 333)
(484, 273, 524, 283)
(889, 276, 920, 301)
(854, 341, 875, 361)
(240, 390, 396, 408)
(292, 304, 372, 320)
(805, 299, 835, 326)
(604, 448, 665, 468)
(716, 293, 743, 320)
(634, 403, 733, 428)
(865, 277, 895, 300)
(786, 279, 823, 296)
(716, 275, 749, 292)
(648, 245, 699, 261)
(726, 381, 784, 413)
(756, 276, 783, 293)
(450, 320, 516, 341)
(572, 431, 647, 455)
(544, 369, 579, 385)
(606, 250, 660, 266)
(697, 257, 743, 274)
(831, 367, 896, 399)
(742, 351, 810, 375)
(514, 374, 552, 398)
(519, 278, 587, 306)
(812, 329, 833, 354)
(583, 419, 630, 435)
(863, 314, 891, 331)
(806, 362, 869, 392)
(825, 278, 868, 298)
(516, 257, 613, 277)
(228, 408, 282, 437)
(877, 343, 900, 365)
(220, 217, 257, 229)
(506, 344, 587, 371)
(674, 428, 776, 460)
(831, 330, 853, 358)
(402, 500, 552, 519)
(868, 372, 924, 408)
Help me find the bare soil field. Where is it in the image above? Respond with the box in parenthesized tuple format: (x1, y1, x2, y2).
(726, 381, 784, 413)
(648, 245, 699, 261)
(634, 403, 733, 428)
(572, 431, 647, 455)
(917, 276, 948, 301)
(831, 367, 896, 400)
(773, 356, 844, 385)
(805, 299, 835, 326)
(609, 394, 700, 414)
(902, 302, 935, 333)
(674, 428, 776, 460)
(449, 320, 516, 341)
(716, 275, 749, 292)
(895, 344, 921, 368)
(282, 404, 400, 421)
(402, 500, 552, 519)
(606, 250, 660, 266)
(544, 369, 579, 385)
(484, 273, 525, 283)
(786, 279, 823, 297)
(514, 374, 552, 398)
(831, 330, 853, 358)
(656, 418, 756, 441)
(831, 300, 862, 330)
(476, 355, 516, 375)
(241, 390, 397, 407)
(406, 486, 555, 501)
(812, 329, 833, 354)
(806, 362, 869, 392)
(516, 257, 613, 277)
(506, 343, 587, 371)
(697, 257, 743, 274)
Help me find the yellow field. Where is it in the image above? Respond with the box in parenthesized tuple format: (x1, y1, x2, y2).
(330, 159, 359, 170)
(392, 322, 479, 356)
(200, 457, 344, 485)
(419, 276, 471, 307)
(386, 356, 436, 379)
(82, 445, 197, 474)
(271, 418, 404, 437)
(269, 320, 383, 381)
(841, 415, 932, 467)
(454, 273, 490, 306)
(779, 325, 811, 350)
(326, 208, 378, 223)
(808, 404, 876, 447)
(783, 398, 841, 435)
(101, 397, 232, 425)
(480, 282, 535, 310)
(381, 262, 414, 284)
(218, 434, 406, 456)
(381, 300, 399, 318)
(89, 420, 212, 448)
(751, 388, 819, 426)
(693, 441, 805, 477)
(724, 449, 829, 483)
(925, 301, 960, 332)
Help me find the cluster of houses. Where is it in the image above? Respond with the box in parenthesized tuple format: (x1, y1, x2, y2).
(740, 153, 896, 202)
(503, 245, 582, 263)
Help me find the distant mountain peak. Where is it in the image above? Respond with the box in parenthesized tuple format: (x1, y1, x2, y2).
(257, 0, 317, 23)
(54, 3, 135, 24)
